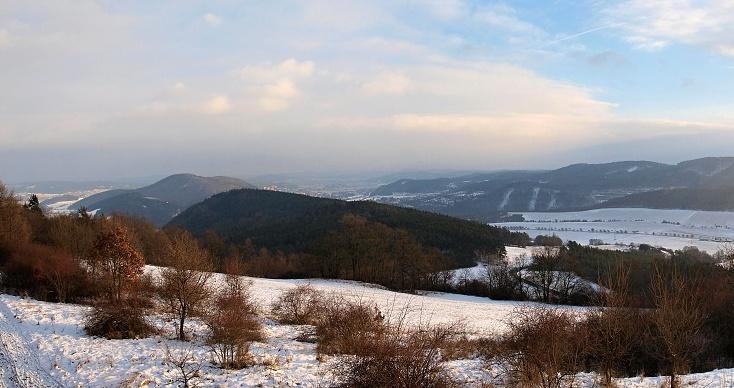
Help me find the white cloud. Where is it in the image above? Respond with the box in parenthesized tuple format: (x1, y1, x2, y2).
(203, 13, 221, 27)
(240, 59, 314, 111)
(201, 95, 231, 114)
(362, 72, 412, 95)
(172, 82, 187, 93)
(606, 0, 734, 56)
(259, 79, 300, 111)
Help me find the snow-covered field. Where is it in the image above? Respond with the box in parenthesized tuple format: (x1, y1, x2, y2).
(494, 208, 734, 253)
(1, 268, 733, 387)
(0, 268, 539, 387)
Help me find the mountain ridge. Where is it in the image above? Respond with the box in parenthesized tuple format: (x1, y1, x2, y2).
(367, 157, 734, 219)
(71, 173, 256, 225)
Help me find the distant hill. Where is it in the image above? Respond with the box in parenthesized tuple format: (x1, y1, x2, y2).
(72, 174, 255, 225)
(167, 189, 529, 266)
(600, 187, 734, 211)
(367, 157, 734, 219)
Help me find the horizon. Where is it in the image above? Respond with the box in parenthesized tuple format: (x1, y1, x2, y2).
(2, 1, 734, 182)
(7, 154, 734, 185)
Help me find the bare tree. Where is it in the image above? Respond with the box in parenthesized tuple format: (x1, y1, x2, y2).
(486, 256, 523, 300)
(650, 263, 709, 388)
(585, 264, 637, 386)
(0, 182, 31, 247)
(158, 229, 213, 341)
(528, 246, 562, 303)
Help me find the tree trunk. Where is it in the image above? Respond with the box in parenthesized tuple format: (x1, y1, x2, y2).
(670, 372, 677, 388)
(179, 308, 186, 341)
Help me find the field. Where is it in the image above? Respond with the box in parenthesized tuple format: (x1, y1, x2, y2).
(1, 265, 733, 387)
(494, 208, 734, 253)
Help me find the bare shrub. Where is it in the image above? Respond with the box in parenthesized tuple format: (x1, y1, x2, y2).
(494, 306, 587, 388)
(315, 298, 386, 356)
(334, 312, 462, 388)
(84, 299, 156, 339)
(270, 284, 326, 325)
(205, 268, 264, 369)
(163, 343, 202, 388)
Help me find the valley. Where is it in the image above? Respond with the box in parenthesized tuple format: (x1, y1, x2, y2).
(493, 208, 734, 253)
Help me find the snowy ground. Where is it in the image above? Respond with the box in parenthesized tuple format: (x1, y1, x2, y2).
(494, 208, 734, 253)
(1, 268, 733, 387)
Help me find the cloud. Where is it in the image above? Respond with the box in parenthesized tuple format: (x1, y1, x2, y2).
(605, 0, 734, 56)
(258, 80, 300, 111)
(240, 59, 314, 112)
(474, 4, 545, 36)
(362, 72, 411, 95)
(420, 0, 466, 20)
(203, 13, 221, 27)
(2, 1, 734, 181)
(240, 59, 315, 81)
(201, 95, 231, 114)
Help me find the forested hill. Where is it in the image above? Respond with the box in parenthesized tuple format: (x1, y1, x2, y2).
(71, 174, 255, 226)
(167, 189, 529, 266)
(599, 187, 734, 211)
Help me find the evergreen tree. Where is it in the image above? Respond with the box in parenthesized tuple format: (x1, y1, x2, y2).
(24, 194, 42, 214)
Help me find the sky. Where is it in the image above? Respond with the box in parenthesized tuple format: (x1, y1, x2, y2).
(2, 0, 734, 182)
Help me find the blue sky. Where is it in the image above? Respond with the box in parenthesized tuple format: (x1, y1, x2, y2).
(1, 0, 734, 181)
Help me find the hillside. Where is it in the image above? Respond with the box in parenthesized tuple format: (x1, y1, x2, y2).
(367, 157, 734, 219)
(72, 174, 255, 225)
(167, 189, 528, 266)
(600, 187, 734, 211)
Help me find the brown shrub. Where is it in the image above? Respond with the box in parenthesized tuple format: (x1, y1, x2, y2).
(270, 284, 326, 325)
(206, 275, 264, 369)
(493, 306, 587, 388)
(2, 242, 91, 302)
(315, 298, 386, 355)
(86, 226, 145, 301)
(84, 299, 156, 339)
(334, 318, 462, 388)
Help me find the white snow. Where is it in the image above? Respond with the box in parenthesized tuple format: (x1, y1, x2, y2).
(0, 262, 731, 387)
(497, 188, 514, 211)
(527, 187, 540, 211)
(0, 271, 541, 387)
(494, 208, 734, 253)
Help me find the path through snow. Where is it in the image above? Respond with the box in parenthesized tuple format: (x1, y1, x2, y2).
(0, 297, 60, 388)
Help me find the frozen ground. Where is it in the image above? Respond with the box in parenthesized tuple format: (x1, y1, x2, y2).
(0, 267, 732, 387)
(494, 208, 734, 253)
